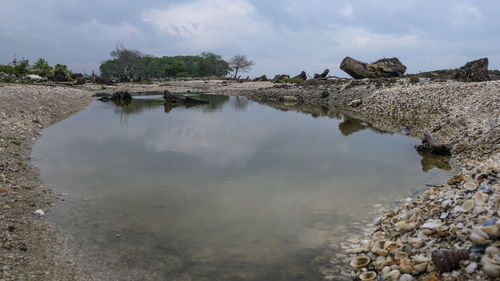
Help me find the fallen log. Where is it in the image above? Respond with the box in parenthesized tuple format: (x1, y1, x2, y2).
(314, 69, 329, 79)
(340, 57, 406, 79)
(163, 90, 209, 105)
(415, 130, 451, 156)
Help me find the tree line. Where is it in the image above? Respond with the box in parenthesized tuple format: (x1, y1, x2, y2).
(99, 43, 254, 80)
(0, 57, 72, 78)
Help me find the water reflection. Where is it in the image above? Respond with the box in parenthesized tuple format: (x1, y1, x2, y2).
(417, 151, 452, 172)
(33, 94, 451, 281)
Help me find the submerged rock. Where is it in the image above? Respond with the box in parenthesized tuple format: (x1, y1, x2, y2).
(163, 90, 209, 105)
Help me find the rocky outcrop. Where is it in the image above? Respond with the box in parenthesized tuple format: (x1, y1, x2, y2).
(293, 71, 308, 80)
(455, 58, 489, 82)
(340, 57, 407, 79)
(313, 69, 329, 79)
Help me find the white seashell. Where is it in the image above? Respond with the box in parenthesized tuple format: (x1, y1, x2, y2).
(412, 254, 428, 264)
(413, 262, 427, 273)
(34, 209, 45, 216)
(470, 232, 490, 245)
(472, 205, 486, 216)
(384, 241, 399, 252)
(436, 225, 449, 237)
(381, 266, 392, 280)
(395, 221, 416, 232)
(399, 258, 414, 274)
(359, 271, 377, 281)
(481, 225, 500, 239)
(474, 192, 489, 204)
(461, 199, 475, 212)
(371, 240, 389, 256)
(400, 233, 409, 243)
(387, 269, 400, 281)
(350, 255, 370, 271)
(463, 181, 478, 191)
(482, 254, 500, 277)
(472, 226, 490, 239)
(399, 273, 414, 281)
(395, 251, 408, 260)
(408, 237, 423, 248)
(465, 262, 478, 274)
(485, 246, 500, 256)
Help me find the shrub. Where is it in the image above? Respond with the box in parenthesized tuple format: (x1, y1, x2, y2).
(32, 58, 53, 77)
(10, 58, 30, 75)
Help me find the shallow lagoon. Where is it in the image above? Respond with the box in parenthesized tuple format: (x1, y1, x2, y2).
(32, 94, 450, 280)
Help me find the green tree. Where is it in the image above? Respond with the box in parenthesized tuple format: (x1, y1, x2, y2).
(200, 52, 230, 77)
(10, 57, 30, 75)
(32, 58, 53, 77)
(54, 64, 71, 75)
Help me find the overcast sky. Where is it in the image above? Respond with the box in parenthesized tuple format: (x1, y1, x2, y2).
(1, 0, 499, 77)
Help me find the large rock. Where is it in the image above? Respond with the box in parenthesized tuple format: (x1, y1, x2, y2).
(455, 58, 489, 82)
(340, 57, 407, 79)
(253, 75, 269, 81)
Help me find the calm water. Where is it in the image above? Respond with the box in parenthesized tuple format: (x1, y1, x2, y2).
(32, 94, 450, 280)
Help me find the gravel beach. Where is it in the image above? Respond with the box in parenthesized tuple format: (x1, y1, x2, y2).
(0, 79, 498, 280)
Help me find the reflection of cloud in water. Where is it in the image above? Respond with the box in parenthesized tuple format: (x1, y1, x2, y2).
(144, 113, 261, 165)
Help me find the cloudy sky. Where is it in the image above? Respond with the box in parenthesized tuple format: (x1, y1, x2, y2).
(1, 0, 499, 77)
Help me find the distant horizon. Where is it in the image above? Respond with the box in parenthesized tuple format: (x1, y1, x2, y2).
(1, 0, 500, 78)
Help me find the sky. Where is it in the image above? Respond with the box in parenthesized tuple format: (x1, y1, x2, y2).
(1, 0, 499, 77)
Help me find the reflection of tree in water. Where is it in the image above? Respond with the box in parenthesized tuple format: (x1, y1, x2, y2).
(417, 151, 451, 172)
(231, 96, 249, 111)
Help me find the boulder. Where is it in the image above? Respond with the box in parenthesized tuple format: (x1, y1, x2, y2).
(293, 71, 307, 80)
(53, 69, 73, 82)
(340, 57, 407, 79)
(313, 69, 329, 79)
(455, 58, 489, 82)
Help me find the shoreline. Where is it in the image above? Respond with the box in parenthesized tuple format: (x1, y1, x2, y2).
(0, 79, 498, 280)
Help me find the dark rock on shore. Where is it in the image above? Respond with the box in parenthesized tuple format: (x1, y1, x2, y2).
(455, 58, 489, 82)
(340, 57, 407, 79)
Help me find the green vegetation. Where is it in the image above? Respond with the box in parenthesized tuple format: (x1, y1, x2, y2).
(279, 77, 305, 83)
(99, 43, 232, 80)
(0, 57, 71, 78)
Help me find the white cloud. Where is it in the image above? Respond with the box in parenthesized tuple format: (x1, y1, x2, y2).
(141, 0, 268, 49)
(451, 1, 484, 27)
(339, 4, 353, 17)
(331, 25, 419, 50)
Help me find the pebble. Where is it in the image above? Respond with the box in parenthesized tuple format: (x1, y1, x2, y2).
(34, 209, 45, 216)
(465, 262, 477, 274)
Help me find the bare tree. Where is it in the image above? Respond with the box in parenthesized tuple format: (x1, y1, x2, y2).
(229, 55, 254, 79)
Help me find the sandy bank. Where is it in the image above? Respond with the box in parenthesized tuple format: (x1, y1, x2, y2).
(0, 84, 94, 280)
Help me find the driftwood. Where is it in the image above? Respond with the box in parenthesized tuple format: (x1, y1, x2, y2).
(340, 57, 406, 79)
(163, 90, 209, 105)
(293, 71, 307, 80)
(272, 74, 290, 83)
(313, 69, 329, 79)
(415, 130, 451, 156)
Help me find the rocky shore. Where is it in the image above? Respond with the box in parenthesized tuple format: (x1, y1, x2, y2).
(0, 84, 94, 280)
(0, 79, 498, 280)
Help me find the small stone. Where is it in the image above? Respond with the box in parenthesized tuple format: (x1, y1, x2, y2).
(0, 186, 8, 193)
(34, 209, 45, 216)
(425, 272, 439, 281)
